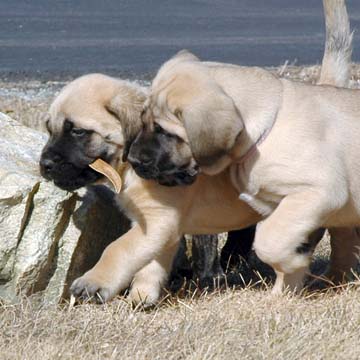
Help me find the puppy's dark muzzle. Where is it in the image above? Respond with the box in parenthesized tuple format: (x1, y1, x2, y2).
(157, 170, 197, 186)
(127, 155, 159, 180)
(39, 150, 102, 191)
(127, 126, 199, 186)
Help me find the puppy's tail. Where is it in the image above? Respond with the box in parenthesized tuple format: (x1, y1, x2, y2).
(318, 0, 353, 87)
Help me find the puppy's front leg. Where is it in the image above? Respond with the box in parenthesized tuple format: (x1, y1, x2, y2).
(128, 241, 180, 306)
(253, 191, 340, 294)
(70, 222, 180, 302)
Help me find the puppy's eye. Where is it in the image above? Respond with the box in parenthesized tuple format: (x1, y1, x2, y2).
(64, 119, 74, 131)
(71, 128, 87, 136)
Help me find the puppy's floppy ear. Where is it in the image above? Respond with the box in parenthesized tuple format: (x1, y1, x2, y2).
(171, 73, 244, 166)
(106, 86, 146, 161)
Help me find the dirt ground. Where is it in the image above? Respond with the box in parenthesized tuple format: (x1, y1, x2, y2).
(1, 66, 360, 359)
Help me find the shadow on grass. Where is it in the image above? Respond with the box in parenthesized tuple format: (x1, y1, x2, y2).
(168, 252, 360, 300)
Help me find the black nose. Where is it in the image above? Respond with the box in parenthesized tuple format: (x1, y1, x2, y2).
(40, 153, 61, 174)
(128, 152, 155, 167)
(40, 158, 55, 172)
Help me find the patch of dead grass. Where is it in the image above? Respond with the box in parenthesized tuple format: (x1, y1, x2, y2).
(0, 234, 359, 360)
(1, 282, 360, 360)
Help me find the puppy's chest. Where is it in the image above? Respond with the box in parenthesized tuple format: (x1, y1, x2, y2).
(230, 163, 281, 217)
(115, 170, 148, 223)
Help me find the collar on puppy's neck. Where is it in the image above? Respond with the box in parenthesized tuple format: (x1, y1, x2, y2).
(234, 118, 276, 165)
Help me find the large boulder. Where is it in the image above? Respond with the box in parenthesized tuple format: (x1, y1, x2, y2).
(0, 112, 130, 303)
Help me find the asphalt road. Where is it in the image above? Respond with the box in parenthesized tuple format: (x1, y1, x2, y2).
(1, 0, 360, 80)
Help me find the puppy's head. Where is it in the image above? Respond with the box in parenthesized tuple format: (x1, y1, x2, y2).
(128, 118, 198, 186)
(127, 50, 244, 186)
(40, 73, 146, 191)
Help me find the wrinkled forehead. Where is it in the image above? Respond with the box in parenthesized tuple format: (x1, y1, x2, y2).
(142, 105, 188, 142)
(141, 82, 188, 141)
(47, 101, 124, 143)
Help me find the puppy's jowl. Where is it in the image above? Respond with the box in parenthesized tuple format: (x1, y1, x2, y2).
(127, 0, 360, 293)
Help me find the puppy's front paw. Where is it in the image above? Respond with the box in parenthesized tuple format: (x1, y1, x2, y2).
(70, 271, 117, 303)
(127, 282, 162, 307)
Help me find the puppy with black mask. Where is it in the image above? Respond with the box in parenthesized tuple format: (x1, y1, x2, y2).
(127, 1, 353, 189)
(126, 0, 360, 293)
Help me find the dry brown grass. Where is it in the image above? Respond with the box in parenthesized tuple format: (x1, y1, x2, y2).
(1, 67, 360, 359)
(1, 283, 360, 360)
(0, 236, 359, 360)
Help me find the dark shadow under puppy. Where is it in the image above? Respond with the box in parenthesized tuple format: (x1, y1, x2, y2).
(221, 227, 256, 271)
(170, 227, 332, 295)
(170, 228, 257, 292)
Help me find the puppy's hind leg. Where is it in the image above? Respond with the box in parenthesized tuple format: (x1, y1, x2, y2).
(253, 191, 341, 294)
(326, 227, 360, 283)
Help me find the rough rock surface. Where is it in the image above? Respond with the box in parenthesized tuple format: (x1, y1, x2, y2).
(0, 112, 130, 303)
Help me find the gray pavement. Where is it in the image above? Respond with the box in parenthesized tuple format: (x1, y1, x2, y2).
(1, 0, 360, 80)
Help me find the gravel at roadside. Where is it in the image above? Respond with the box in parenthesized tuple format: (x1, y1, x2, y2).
(2, 64, 360, 132)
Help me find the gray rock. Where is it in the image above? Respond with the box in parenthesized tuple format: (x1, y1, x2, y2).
(0, 112, 130, 303)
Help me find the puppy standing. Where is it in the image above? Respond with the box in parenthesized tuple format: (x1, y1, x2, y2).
(128, 0, 360, 293)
